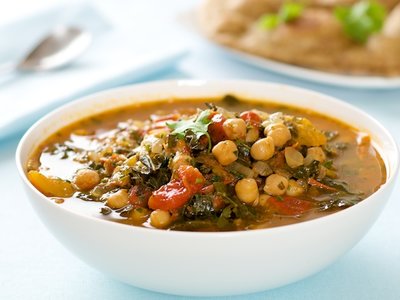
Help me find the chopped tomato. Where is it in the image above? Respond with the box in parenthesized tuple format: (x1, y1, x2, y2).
(208, 113, 227, 143)
(240, 111, 261, 127)
(176, 165, 205, 194)
(148, 165, 205, 210)
(266, 196, 314, 216)
(148, 180, 191, 210)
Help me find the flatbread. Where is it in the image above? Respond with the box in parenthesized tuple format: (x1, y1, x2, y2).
(199, 0, 400, 76)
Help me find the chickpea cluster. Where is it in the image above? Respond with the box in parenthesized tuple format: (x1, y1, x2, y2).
(211, 112, 326, 205)
(69, 108, 328, 229)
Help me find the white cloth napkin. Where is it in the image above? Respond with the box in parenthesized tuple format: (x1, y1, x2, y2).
(0, 3, 187, 139)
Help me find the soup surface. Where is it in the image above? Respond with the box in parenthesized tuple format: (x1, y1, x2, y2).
(27, 96, 386, 231)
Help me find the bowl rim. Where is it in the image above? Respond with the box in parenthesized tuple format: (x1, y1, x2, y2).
(15, 79, 400, 238)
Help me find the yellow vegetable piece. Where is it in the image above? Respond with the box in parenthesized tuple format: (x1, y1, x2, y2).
(129, 208, 151, 223)
(27, 170, 75, 197)
(291, 117, 327, 147)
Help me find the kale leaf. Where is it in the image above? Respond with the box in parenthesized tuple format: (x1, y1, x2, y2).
(292, 160, 320, 179)
(183, 195, 216, 220)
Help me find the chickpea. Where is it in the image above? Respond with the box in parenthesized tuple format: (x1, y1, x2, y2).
(264, 174, 289, 196)
(235, 178, 259, 204)
(304, 147, 326, 165)
(73, 169, 100, 191)
(212, 140, 238, 166)
(150, 209, 171, 229)
(106, 189, 129, 209)
(286, 179, 305, 197)
(223, 118, 247, 140)
(250, 136, 275, 161)
(284, 147, 304, 168)
(264, 123, 291, 148)
(245, 127, 259, 143)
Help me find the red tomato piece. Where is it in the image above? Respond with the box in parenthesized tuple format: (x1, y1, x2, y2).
(148, 165, 205, 210)
(266, 196, 314, 216)
(176, 165, 205, 194)
(240, 111, 261, 127)
(208, 113, 227, 143)
(148, 180, 191, 210)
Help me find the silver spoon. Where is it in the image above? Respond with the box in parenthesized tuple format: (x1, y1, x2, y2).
(0, 26, 92, 74)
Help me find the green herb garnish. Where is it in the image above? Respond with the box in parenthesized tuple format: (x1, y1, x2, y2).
(259, 2, 305, 30)
(335, 0, 387, 43)
(280, 2, 305, 22)
(167, 110, 212, 150)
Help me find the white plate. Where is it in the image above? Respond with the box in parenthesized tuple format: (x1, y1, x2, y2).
(181, 10, 400, 89)
(210, 44, 400, 89)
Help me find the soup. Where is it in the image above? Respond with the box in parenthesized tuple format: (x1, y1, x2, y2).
(26, 96, 386, 231)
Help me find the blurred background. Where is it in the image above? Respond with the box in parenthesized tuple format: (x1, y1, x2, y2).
(1, 0, 399, 299)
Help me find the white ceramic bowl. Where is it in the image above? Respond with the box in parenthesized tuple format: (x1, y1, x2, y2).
(16, 80, 399, 297)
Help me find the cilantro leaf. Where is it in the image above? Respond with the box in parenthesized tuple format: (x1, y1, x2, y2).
(259, 2, 304, 30)
(167, 110, 212, 150)
(280, 2, 305, 22)
(259, 15, 280, 30)
(335, 0, 387, 43)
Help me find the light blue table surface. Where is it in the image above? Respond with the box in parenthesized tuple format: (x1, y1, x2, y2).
(1, 1, 399, 299)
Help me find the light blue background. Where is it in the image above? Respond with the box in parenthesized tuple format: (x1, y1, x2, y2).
(1, 1, 399, 299)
